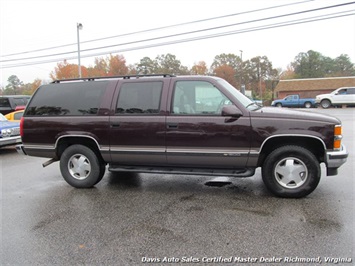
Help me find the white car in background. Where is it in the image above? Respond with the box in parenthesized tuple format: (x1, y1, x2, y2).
(316, 87, 355, 108)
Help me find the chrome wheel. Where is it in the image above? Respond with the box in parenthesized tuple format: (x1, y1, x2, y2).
(68, 154, 91, 180)
(274, 157, 308, 189)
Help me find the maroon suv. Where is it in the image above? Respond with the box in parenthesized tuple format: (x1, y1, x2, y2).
(17, 74, 348, 198)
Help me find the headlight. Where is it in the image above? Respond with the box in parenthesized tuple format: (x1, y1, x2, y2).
(1, 128, 14, 137)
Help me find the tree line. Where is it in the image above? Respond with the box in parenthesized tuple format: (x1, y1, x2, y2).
(2, 50, 354, 102)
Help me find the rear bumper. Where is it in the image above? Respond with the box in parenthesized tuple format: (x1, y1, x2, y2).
(325, 144, 348, 176)
(0, 136, 21, 147)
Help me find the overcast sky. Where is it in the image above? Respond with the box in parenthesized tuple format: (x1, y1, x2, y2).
(1, 0, 354, 86)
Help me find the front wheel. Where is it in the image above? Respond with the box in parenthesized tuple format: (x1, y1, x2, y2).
(320, 99, 331, 109)
(60, 145, 106, 188)
(262, 145, 320, 198)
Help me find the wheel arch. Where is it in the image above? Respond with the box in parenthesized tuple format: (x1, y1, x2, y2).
(256, 135, 326, 167)
(55, 135, 105, 163)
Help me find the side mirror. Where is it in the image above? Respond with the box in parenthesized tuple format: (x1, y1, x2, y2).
(221, 105, 243, 118)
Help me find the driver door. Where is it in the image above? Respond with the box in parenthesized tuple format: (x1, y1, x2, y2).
(166, 80, 251, 169)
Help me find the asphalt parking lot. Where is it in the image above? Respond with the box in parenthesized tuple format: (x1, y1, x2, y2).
(1, 108, 354, 265)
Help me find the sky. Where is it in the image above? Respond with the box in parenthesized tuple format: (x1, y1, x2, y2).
(0, 0, 355, 86)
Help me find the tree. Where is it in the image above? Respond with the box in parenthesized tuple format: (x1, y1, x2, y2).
(211, 53, 243, 88)
(4, 75, 24, 95)
(190, 61, 208, 75)
(280, 64, 296, 80)
(50, 60, 87, 80)
(107, 54, 128, 76)
(213, 64, 238, 88)
(87, 57, 109, 77)
(136, 57, 157, 74)
(243, 56, 278, 100)
(154, 54, 189, 74)
(290, 50, 355, 78)
(211, 53, 241, 70)
(333, 54, 355, 76)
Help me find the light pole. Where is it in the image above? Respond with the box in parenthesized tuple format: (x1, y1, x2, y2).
(239, 50, 244, 94)
(77, 23, 83, 78)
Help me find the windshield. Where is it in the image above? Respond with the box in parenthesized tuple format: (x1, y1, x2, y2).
(217, 79, 260, 110)
(0, 113, 8, 122)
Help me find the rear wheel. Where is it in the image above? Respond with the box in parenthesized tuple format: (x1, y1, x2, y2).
(304, 102, 312, 108)
(262, 145, 320, 198)
(320, 99, 331, 109)
(60, 145, 105, 188)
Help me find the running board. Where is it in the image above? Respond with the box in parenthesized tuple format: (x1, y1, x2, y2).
(108, 165, 255, 178)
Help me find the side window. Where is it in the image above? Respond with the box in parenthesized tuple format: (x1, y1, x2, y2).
(14, 112, 24, 120)
(338, 89, 347, 95)
(13, 98, 26, 106)
(0, 98, 10, 107)
(26, 82, 107, 116)
(116, 81, 162, 114)
(347, 88, 355, 94)
(172, 81, 230, 115)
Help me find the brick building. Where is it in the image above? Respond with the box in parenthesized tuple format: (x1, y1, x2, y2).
(274, 76, 355, 99)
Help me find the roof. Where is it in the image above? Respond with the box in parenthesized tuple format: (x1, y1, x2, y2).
(275, 76, 355, 92)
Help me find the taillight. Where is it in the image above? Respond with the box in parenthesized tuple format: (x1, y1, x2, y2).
(20, 117, 24, 137)
(333, 125, 342, 151)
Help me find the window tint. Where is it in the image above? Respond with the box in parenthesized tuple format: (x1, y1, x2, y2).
(0, 98, 10, 108)
(26, 81, 107, 116)
(13, 98, 29, 106)
(347, 88, 355, 94)
(116, 81, 162, 114)
(172, 81, 230, 115)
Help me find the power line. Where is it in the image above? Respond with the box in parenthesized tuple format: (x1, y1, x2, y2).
(0, 0, 315, 58)
(2, 10, 353, 69)
(1, 1, 354, 65)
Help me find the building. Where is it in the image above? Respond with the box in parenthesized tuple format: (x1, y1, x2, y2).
(274, 76, 355, 99)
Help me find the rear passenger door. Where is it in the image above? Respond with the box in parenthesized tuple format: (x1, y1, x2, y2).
(109, 80, 168, 165)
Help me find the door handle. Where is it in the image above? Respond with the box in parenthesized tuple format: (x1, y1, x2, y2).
(111, 122, 120, 128)
(167, 123, 178, 129)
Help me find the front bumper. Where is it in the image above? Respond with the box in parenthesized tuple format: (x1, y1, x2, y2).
(325, 144, 348, 176)
(0, 136, 21, 148)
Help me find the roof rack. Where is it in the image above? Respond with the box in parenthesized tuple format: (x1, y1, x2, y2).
(51, 74, 175, 83)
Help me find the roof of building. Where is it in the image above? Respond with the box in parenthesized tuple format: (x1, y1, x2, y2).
(275, 76, 355, 92)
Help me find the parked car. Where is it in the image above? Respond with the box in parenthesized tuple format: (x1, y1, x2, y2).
(247, 96, 263, 106)
(0, 113, 21, 148)
(0, 95, 31, 115)
(17, 75, 348, 198)
(5, 110, 24, 122)
(315, 87, 355, 108)
(271, 94, 316, 108)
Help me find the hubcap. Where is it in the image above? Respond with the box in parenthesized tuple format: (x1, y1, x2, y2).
(322, 100, 330, 108)
(274, 157, 308, 189)
(68, 154, 91, 180)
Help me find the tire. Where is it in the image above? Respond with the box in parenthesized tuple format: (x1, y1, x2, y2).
(320, 99, 331, 109)
(262, 145, 320, 198)
(304, 102, 312, 108)
(276, 103, 282, 108)
(60, 144, 105, 188)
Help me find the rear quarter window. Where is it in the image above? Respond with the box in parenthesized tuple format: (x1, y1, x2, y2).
(25, 81, 108, 116)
